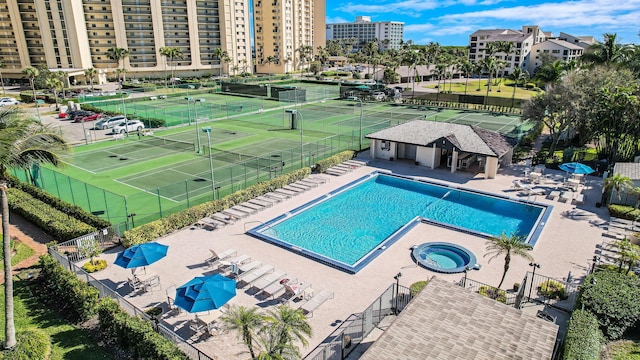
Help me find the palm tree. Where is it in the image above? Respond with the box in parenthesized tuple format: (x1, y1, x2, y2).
(456, 59, 474, 95)
(21, 66, 39, 104)
(221, 305, 264, 359)
(159, 47, 183, 91)
(213, 47, 230, 76)
(484, 231, 533, 288)
(581, 33, 632, 66)
(106, 47, 129, 85)
(509, 67, 529, 107)
(45, 75, 64, 111)
(603, 173, 633, 204)
(265, 305, 312, 356)
(84, 67, 97, 94)
(480, 56, 497, 101)
(0, 59, 5, 96)
(241, 59, 248, 74)
(265, 55, 278, 77)
(0, 108, 69, 349)
(255, 326, 299, 360)
(159, 47, 171, 88)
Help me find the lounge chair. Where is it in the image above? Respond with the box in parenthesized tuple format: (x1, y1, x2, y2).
(230, 260, 262, 277)
(240, 202, 264, 211)
(231, 205, 257, 215)
(547, 191, 560, 200)
(223, 208, 249, 219)
(282, 281, 311, 301)
(212, 212, 236, 224)
(248, 199, 272, 208)
(255, 195, 281, 203)
(265, 191, 290, 200)
(238, 264, 274, 285)
(573, 194, 585, 205)
(249, 269, 287, 291)
(206, 248, 238, 267)
(260, 278, 292, 299)
(300, 290, 334, 317)
(307, 175, 328, 184)
(520, 185, 546, 196)
(276, 188, 298, 196)
(217, 254, 251, 272)
(285, 183, 310, 192)
(296, 179, 318, 188)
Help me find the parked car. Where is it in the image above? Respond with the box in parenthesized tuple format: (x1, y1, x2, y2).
(0, 97, 19, 106)
(73, 113, 102, 123)
(95, 115, 127, 130)
(69, 110, 95, 121)
(112, 120, 145, 134)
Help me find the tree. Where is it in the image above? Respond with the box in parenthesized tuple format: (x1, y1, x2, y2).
(603, 173, 633, 204)
(581, 33, 632, 67)
(159, 47, 183, 90)
(45, 75, 64, 111)
(21, 66, 39, 104)
(456, 59, 474, 95)
(265, 55, 278, 76)
(296, 45, 313, 72)
(265, 305, 312, 356)
(159, 47, 171, 88)
(213, 48, 230, 76)
(383, 67, 399, 85)
(221, 305, 264, 359)
(484, 231, 533, 288)
(255, 326, 299, 360)
(480, 56, 497, 100)
(106, 47, 129, 84)
(0, 108, 69, 349)
(84, 67, 97, 94)
(509, 67, 529, 107)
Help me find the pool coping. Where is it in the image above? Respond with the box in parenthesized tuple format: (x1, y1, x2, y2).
(411, 242, 478, 274)
(247, 171, 552, 274)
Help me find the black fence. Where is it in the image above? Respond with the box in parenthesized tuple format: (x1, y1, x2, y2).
(457, 277, 522, 307)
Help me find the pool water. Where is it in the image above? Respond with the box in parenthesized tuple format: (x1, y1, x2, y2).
(412, 242, 477, 273)
(251, 173, 546, 273)
(423, 250, 463, 269)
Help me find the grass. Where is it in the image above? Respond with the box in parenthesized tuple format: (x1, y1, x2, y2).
(0, 279, 114, 360)
(0, 238, 35, 267)
(425, 79, 541, 100)
(603, 339, 640, 359)
(540, 143, 599, 162)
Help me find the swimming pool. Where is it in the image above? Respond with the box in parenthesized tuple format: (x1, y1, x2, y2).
(248, 172, 550, 273)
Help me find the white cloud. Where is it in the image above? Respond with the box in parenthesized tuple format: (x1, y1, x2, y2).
(326, 16, 349, 23)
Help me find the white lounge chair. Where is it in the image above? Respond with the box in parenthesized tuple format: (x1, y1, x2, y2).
(238, 264, 274, 285)
(282, 281, 311, 301)
(231, 260, 262, 276)
(300, 290, 334, 317)
(206, 248, 238, 267)
(250, 270, 286, 290)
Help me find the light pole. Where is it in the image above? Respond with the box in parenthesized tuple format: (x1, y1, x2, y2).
(591, 255, 600, 274)
(351, 97, 363, 151)
(527, 262, 541, 300)
(202, 127, 216, 200)
(186, 97, 203, 153)
(296, 110, 305, 167)
(393, 272, 402, 315)
(462, 265, 471, 288)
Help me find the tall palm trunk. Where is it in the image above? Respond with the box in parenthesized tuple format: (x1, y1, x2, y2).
(498, 252, 511, 288)
(464, 77, 469, 95)
(2, 184, 16, 349)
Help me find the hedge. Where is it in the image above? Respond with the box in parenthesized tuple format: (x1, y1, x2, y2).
(36, 255, 100, 323)
(97, 298, 189, 360)
(0, 329, 51, 360)
(478, 285, 507, 303)
(315, 151, 355, 173)
(562, 310, 603, 360)
(7, 188, 96, 241)
(578, 270, 640, 339)
(122, 167, 311, 246)
(608, 204, 640, 221)
(7, 173, 110, 229)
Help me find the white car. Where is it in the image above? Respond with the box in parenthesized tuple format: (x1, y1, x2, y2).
(0, 97, 19, 106)
(112, 120, 145, 134)
(95, 116, 127, 130)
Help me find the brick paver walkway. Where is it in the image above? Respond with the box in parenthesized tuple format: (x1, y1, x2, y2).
(0, 224, 48, 285)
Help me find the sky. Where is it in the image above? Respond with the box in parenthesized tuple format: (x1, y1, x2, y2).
(325, 0, 640, 46)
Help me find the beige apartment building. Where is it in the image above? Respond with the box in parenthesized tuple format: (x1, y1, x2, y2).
(0, 0, 252, 84)
(253, 0, 324, 74)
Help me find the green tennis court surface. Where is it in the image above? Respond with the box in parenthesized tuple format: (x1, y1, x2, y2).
(31, 94, 528, 227)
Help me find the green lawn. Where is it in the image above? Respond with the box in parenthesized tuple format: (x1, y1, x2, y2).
(425, 79, 541, 100)
(603, 339, 640, 359)
(0, 238, 35, 267)
(0, 279, 114, 360)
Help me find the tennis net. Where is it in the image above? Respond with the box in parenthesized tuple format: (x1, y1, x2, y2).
(141, 135, 196, 153)
(211, 149, 279, 170)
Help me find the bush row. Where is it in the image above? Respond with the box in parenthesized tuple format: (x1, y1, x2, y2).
(562, 310, 603, 360)
(0, 329, 51, 360)
(315, 151, 356, 173)
(7, 173, 110, 229)
(122, 167, 311, 246)
(36, 255, 100, 323)
(97, 299, 189, 360)
(607, 204, 640, 221)
(7, 188, 96, 241)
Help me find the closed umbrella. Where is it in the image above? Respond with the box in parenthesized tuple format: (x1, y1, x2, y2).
(559, 162, 595, 175)
(114, 242, 168, 271)
(174, 274, 236, 313)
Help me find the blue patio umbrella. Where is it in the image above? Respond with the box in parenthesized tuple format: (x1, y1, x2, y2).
(114, 242, 168, 270)
(558, 162, 595, 175)
(174, 275, 236, 313)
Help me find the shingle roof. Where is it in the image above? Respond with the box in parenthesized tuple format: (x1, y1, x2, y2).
(614, 162, 640, 180)
(360, 277, 559, 360)
(470, 29, 531, 42)
(365, 120, 513, 157)
(544, 39, 584, 50)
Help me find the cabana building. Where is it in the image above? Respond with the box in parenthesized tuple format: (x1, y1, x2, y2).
(365, 120, 514, 179)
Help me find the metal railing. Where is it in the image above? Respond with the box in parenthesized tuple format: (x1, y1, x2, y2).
(522, 271, 578, 312)
(457, 277, 519, 306)
(47, 245, 213, 360)
(50, 224, 125, 263)
(304, 283, 413, 360)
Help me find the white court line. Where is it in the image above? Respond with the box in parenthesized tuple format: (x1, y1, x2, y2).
(60, 160, 98, 175)
(112, 178, 180, 203)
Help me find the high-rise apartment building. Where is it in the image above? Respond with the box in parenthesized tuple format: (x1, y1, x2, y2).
(326, 16, 404, 52)
(253, 0, 324, 74)
(0, 0, 252, 82)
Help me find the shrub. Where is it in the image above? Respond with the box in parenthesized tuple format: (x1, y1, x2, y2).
(562, 310, 603, 360)
(97, 298, 188, 359)
(539, 279, 566, 299)
(596, 263, 637, 276)
(315, 151, 356, 173)
(578, 270, 640, 339)
(608, 204, 640, 221)
(478, 285, 507, 303)
(82, 259, 107, 273)
(6, 188, 96, 241)
(122, 167, 311, 246)
(1, 329, 51, 360)
(35, 255, 99, 323)
(409, 280, 428, 296)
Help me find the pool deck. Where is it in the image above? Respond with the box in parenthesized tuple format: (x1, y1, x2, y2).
(87, 157, 608, 359)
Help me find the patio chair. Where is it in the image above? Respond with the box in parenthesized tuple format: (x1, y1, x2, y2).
(573, 194, 585, 205)
(547, 191, 561, 200)
(238, 264, 275, 286)
(128, 277, 144, 293)
(217, 254, 251, 272)
(282, 281, 311, 301)
(300, 290, 334, 317)
(249, 269, 286, 290)
(260, 278, 292, 299)
(206, 248, 237, 267)
(230, 260, 262, 277)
